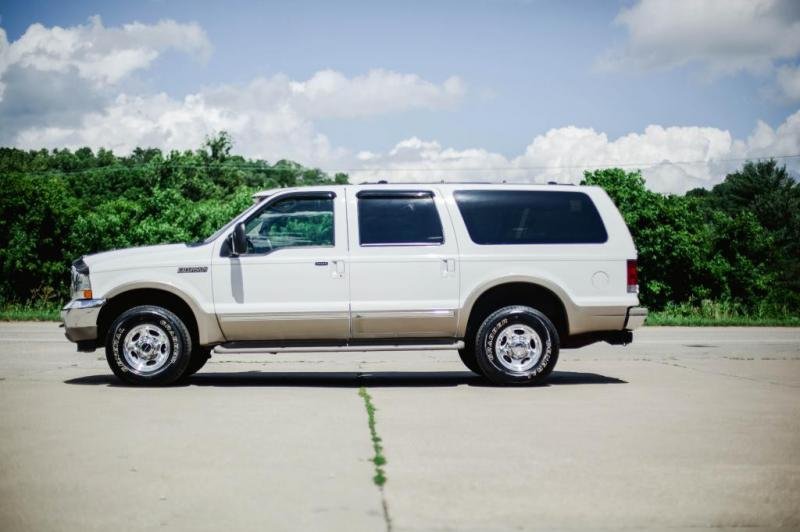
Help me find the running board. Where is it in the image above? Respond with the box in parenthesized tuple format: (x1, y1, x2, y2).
(214, 339, 464, 354)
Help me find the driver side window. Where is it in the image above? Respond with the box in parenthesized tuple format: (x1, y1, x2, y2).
(244, 196, 334, 254)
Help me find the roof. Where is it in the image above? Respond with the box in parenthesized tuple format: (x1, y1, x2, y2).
(251, 182, 586, 201)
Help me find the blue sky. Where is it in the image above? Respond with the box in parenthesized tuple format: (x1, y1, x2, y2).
(1, 0, 799, 191)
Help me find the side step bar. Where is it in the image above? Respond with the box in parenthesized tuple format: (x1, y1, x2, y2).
(214, 339, 465, 354)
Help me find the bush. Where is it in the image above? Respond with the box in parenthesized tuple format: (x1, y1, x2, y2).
(582, 163, 798, 314)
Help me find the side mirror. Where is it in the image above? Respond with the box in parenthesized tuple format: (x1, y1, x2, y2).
(231, 223, 247, 256)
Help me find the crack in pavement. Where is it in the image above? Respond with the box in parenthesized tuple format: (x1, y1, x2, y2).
(356, 369, 393, 532)
(648, 359, 800, 388)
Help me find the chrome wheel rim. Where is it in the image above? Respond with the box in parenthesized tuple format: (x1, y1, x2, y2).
(122, 323, 171, 375)
(494, 323, 542, 372)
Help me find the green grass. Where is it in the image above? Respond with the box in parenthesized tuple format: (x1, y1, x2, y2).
(0, 303, 61, 321)
(358, 386, 387, 487)
(646, 314, 800, 326)
(646, 300, 800, 327)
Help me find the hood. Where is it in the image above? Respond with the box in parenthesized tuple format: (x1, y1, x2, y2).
(83, 243, 213, 273)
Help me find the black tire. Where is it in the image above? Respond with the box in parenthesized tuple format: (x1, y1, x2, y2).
(475, 305, 559, 386)
(105, 305, 193, 386)
(457, 344, 482, 375)
(182, 347, 212, 378)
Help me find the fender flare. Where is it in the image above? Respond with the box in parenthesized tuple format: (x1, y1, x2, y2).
(102, 281, 224, 345)
(457, 274, 575, 337)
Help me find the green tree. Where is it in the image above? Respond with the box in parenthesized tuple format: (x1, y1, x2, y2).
(0, 134, 349, 303)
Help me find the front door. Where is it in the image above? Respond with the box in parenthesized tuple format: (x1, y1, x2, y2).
(211, 190, 349, 341)
(346, 188, 460, 338)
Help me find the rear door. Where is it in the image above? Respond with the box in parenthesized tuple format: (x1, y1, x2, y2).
(211, 189, 349, 340)
(346, 188, 460, 338)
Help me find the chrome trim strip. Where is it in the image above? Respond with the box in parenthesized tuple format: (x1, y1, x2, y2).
(359, 242, 443, 247)
(63, 298, 106, 310)
(353, 309, 455, 319)
(218, 312, 349, 322)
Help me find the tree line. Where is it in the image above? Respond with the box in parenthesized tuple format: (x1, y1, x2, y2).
(0, 133, 797, 316)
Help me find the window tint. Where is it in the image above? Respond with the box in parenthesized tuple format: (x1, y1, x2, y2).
(454, 190, 607, 244)
(357, 193, 444, 246)
(244, 196, 334, 253)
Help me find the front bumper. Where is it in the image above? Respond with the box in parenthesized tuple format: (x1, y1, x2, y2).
(61, 298, 105, 343)
(624, 306, 648, 330)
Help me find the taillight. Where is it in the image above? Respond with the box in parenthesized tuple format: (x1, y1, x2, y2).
(627, 259, 639, 293)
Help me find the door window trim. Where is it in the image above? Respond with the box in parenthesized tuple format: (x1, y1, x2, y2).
(221, 191, 337, 257)
(355, 190, 445, 247)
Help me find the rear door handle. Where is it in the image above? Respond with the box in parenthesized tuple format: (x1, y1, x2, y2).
(441, 258, 456, 276)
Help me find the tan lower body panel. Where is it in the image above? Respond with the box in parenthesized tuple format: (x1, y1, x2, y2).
(567, 306, 627, 335)
(351, 309, 458, 338)
(218, 312, 350, 341)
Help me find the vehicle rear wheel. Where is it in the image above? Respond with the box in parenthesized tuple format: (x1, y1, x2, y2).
(457, 344, 482, 375)
(105, 305, 192, 386)
(475, 305, 559, 385)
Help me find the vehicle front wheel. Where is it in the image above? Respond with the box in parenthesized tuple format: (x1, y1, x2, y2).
(181, 347, 212, 379)
(105, 305, 193, 386)
(475, 305, 559, 386)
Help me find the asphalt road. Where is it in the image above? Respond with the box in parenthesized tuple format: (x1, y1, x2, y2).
(1, 322, 798, 531)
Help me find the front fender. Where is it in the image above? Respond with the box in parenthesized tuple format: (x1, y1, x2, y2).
(98, 277, 224, 345)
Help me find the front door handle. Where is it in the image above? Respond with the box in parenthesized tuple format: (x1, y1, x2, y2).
(332, 260, 345, 278)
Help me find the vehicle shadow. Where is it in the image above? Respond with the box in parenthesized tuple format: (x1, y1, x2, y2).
(64, 370, 626, 388)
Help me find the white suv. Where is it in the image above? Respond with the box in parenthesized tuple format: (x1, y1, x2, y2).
(62, 184, 647, 386)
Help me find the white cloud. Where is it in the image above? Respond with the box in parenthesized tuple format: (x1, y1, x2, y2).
(776, 64, 800, 100)
(4, 15, 798, 195)
(288, 69, 465, 118)
(12, 70, 466, 167)
(1, 20, 465, 163)
(12, 65, 798, 193)
(601, 0, 800, 76)
(350, 111, 800, 194)
(0, 16, 210, 99)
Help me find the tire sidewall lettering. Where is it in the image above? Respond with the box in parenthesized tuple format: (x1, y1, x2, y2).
(481, 310, 555, 380)
(112, 324, 128, 373)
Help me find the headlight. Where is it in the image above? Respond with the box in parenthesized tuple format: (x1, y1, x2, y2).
(71, 259, 92, 300)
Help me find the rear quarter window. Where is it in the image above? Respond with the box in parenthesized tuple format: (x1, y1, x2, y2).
(453, 190, 608, 245)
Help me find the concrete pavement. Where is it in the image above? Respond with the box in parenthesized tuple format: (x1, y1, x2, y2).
(0, 322, 798, 530)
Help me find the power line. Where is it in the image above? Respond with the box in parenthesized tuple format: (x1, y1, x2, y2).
(4, 153, 798, 175)
(343, 154, 800, 172)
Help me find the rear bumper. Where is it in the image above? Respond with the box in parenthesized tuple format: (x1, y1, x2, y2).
(61, 299, 105, 344)
(624, 306, 648, 330)
(562, 306, 648, 348)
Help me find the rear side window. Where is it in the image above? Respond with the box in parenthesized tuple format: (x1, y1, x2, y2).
(454, 190, 607, 244)
(357, 192, 444, 246)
